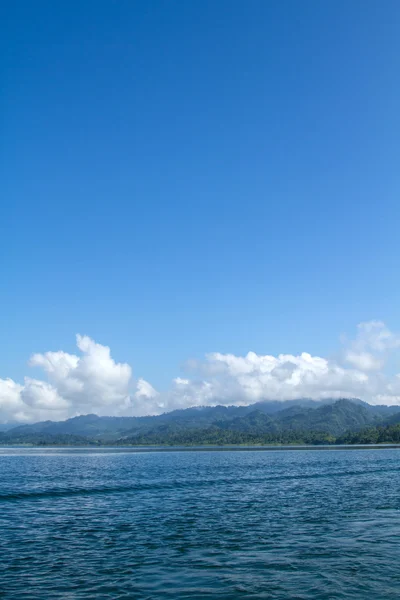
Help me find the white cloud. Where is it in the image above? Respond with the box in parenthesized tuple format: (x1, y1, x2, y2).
(1, 321, 400, 423)
(344, 321, 400, 370)
(135, 378, 158, 399)
(133, 378, 164, 416)
(29, 335, 132, 415)
(21, 378, 69, 411)
(345, 351, 382, 371)
(179, 350, 370, 405)
(173, 377, 190, 385)
(0, 378, 25, 423)
(0, 335, 134, 423)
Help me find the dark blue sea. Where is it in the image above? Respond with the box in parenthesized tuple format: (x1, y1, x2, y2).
(0, 447, 399, 599)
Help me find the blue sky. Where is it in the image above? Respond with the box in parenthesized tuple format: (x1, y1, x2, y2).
(2, 1, 400, 420)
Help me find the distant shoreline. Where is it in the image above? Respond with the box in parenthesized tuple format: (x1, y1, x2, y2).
(1, 444, 400, 451)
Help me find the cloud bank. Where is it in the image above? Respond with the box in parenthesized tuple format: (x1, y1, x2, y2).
(1, 321, 400, 423)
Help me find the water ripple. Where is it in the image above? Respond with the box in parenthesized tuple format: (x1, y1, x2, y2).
(0, 448, 399, 599)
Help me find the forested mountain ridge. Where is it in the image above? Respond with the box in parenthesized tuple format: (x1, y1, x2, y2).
(1, 398, 400, 445)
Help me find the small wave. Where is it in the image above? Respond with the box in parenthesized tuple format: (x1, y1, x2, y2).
(1, 464, 399, 503)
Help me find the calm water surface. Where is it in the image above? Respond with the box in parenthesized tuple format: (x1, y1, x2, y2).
(0, 448, 399, 599)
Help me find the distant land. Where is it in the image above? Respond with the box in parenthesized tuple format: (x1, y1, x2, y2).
(1, 398, 400, 446)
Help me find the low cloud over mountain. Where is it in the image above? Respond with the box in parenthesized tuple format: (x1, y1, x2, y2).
(2, 321, 400, 423)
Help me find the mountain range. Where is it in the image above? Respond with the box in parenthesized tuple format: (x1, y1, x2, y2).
(1, 398, 400, 446)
